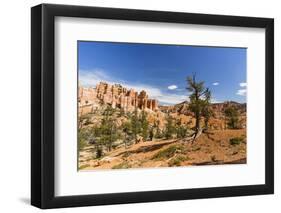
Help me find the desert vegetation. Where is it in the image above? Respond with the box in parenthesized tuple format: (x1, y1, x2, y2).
(78, 75, 246, 170)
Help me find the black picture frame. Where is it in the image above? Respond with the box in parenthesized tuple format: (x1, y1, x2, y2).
(31, 3, 274, 209)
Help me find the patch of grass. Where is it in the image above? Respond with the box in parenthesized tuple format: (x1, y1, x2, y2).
(152, 145, 186, 160)
(229, 137, 244, 146)
(79, 164, 90, 170)
(112, 162, 131, 169)
(168, 155, 190, 167)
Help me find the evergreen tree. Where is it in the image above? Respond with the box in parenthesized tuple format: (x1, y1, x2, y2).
(130, 107, 141, 144)
(99, 106, 118, 152)
(154, 120, 162, 139)
(148, 126, 154, 141)
(140, 110, 149, 141)
(165, 114, 175, 139)
(122, 121, 133, 148)
(224, 105, 239, 129)
(187, 74, 212, 138)
(78, 127, 91, 151)
(175, 119, 188, 138)
(201, 106, 213, 131)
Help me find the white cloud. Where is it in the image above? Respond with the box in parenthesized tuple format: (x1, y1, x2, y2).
(236, 89, 247, 96)
(239, 82, 247, 87)
(157, 94, 187, 105)
(212, 82, 219, 86)
(79, 69, 112, 86)
(236, 82, 247, 96)
(167, 85, 178, 90)
(79, 69, 188, 105)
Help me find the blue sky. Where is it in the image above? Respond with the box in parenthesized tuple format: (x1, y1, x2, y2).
(78, 41, 247, 105)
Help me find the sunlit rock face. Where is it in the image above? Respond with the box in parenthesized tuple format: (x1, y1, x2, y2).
(78, 82, 158, 115)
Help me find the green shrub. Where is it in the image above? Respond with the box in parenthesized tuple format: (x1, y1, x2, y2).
(168, 155, 189, 167)
(95, 147, 103, 158)
(224, 106, 239, 129)
(176, 126, 188, 138)
(229, 137, 243, 146)
(78, 127, 92, 150)
(112, 162, 131, 169)
(79, 164, 90, 170)
(78, 137, 87, 151)
(152, 145, 186, 160)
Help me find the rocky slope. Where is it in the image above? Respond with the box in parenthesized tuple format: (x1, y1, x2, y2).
(79, 129, 246, 170)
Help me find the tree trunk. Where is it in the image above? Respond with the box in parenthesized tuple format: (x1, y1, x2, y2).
(192, 127, 202, 143)
(195, 112, 200, 134)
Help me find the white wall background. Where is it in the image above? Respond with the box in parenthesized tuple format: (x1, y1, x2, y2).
(0, 0, 279, 212)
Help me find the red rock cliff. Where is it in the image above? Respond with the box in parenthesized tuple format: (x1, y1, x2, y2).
(79, 82, 158, 115)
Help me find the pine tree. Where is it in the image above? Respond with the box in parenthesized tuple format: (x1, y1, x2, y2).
(140, 110, 149, 141)
(187, 74, 212, 140)
(175, 119, 188, 138)
(99, 106, 118, 152)
(224, 105, 239, 129)
(165, 114, 175, 139)
(202, 106, 213, 132)
(154, 120, 162, 139)
(148, 126, 154, 141)
(130, 107, 141, 144)
(122, 121, 132, 148)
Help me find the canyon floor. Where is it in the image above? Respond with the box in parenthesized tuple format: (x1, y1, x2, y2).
(78, 129, 246, 170)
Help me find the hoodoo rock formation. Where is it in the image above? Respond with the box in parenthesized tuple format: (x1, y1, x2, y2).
(79, 82, 158, 115)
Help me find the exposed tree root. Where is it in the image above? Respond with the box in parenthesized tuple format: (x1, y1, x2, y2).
(182, 128, 203, 143)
